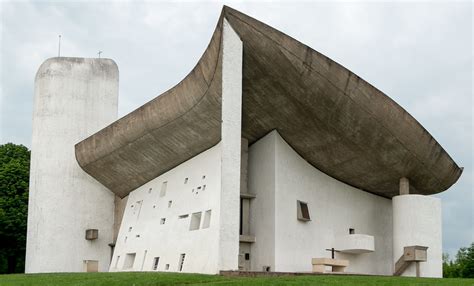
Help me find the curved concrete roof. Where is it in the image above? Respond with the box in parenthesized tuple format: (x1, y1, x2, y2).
(75, 6, 462, 199)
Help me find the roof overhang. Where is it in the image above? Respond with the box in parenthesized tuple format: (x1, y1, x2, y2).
(75, 6, 462, 198)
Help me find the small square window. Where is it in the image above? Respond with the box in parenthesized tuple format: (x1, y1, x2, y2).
(128, 227, 132, 232)
(123, 253, 136, 270)
(297, 200, 311, 221)
(160, 218, 166, 225)
(202, 175, 206, 180)
(349, 228, 355, 235)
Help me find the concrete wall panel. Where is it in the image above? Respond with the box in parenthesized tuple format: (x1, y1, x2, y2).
(218, 19, 243, 271)
(393, 195, 442, 277)
(26, 57, 118, 273)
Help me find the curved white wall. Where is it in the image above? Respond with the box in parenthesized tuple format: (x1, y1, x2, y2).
(393, 195, 442, 277)
(26, 57, 118, 273)
(248, 131, 394, 275)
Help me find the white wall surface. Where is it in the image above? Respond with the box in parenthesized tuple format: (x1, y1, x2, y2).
(247, 132, 276, 271)
(248, 131, 394, 275)
(110, 143, 222, 274)
(218, 19, 243, 271)
(26, 57, 118, 273)
(393, 195, 442, 277)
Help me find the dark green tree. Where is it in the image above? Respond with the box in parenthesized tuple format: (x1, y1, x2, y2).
(0, 143, 30, 273)
(443, 253, 458, 278)
(456, 243, 474, 278)
(443, 243, 474, 278)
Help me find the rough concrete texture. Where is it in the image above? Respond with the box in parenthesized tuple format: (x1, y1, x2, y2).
(26, 57, 118, 273)
(75, 6, 462, 199)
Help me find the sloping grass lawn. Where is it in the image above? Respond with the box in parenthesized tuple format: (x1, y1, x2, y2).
(0, 272, 472, 286)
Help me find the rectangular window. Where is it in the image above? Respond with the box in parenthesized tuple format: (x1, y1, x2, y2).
(189, 212, 202, 231)
(184, 178, 188, 184)
(160, 181, 168, 197)
(168, 200, 172, 208)
(349, 228, 355, 234)
(140, 250, 148, 271)
(115, 256, 120, 268)
(297, 200, 311, 221)
(178, 253, 186, 272)
(178, 214, 189, 219)
(165, 264, 170, 270)
(123, 253, 136, 270)
(202, 210, 212, 229)
(134, 200, 143, 219)
(160, 218, 166, 225)
(152, 257, 160, 270)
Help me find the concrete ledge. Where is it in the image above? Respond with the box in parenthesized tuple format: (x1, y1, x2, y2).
(239, 235, 256, 243)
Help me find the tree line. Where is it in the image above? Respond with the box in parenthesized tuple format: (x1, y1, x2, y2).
(0, 143, 29, 273)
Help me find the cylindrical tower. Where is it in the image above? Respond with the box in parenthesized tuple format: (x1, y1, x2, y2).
(392, 194, 442, 278)
(26, 57, 119, 273)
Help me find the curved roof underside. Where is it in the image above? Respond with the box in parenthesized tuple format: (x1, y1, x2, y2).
(75, 6, 462, 199)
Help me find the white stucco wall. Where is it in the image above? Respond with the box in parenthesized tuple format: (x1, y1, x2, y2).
(110, 144, 222, 274)
(248, 131, 394, 275)
(247, 132, 276, 271)
(393, 195, 442, 277)
(219, 19, 243, 271)
(26, 57, 118, 273)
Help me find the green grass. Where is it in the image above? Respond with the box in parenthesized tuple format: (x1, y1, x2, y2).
(0, 272, 472, 286)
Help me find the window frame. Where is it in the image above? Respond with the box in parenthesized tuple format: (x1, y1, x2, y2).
(297, 200, 311, 221)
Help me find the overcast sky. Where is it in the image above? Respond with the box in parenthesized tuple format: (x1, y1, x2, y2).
(0, 1, 472, 258)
